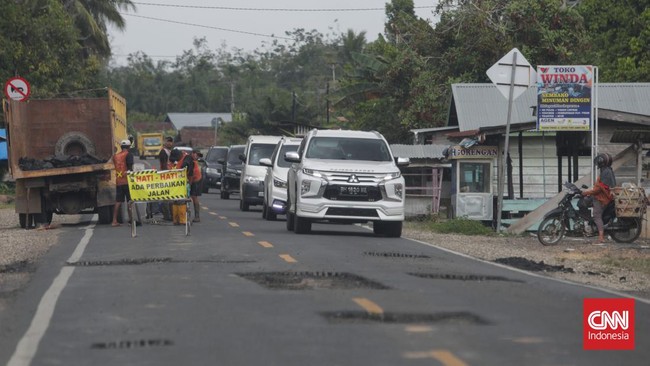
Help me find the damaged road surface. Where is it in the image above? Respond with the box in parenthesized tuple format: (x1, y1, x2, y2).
(0, 193, 648, 366)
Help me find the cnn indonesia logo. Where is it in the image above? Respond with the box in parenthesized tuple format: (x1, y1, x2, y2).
(583, 298, 635, 350)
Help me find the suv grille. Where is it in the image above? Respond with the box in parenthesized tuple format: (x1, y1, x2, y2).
(326, 207, 379, 217)
(323, 185, 382, 202)
(322, 171, 387, 184)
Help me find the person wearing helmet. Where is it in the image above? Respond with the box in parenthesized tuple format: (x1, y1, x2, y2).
(582, 152, 616, 243)
(112, 139, 134, 227)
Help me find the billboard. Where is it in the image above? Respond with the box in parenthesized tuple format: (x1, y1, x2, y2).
(536, 65, 593, 131)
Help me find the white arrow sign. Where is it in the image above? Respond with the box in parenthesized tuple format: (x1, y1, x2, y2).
(486, 48, 536, 101)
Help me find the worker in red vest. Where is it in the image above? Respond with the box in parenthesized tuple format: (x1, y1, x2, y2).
(112, 139, 134, 227)
(169, 148, 194, 225)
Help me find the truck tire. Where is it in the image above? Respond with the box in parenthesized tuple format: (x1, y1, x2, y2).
(55, 131, 96, 156)
(97, 205, 113, 224)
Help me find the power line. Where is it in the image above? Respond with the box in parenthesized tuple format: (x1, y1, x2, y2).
(132, 2, 437, 12)
(120, 13, 295, 40)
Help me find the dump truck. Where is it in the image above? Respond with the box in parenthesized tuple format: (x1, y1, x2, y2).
(137, 132, 163, 159)
(2, 89, 128, 227)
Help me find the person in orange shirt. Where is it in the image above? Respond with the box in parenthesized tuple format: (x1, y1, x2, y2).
(112, 139, 134, 227)
(169, 148, 195, 225)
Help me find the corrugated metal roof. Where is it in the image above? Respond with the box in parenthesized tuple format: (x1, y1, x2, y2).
(451, 83, 650, 132)
(390, 144, 447, 159)
(165, 113, 232, 130)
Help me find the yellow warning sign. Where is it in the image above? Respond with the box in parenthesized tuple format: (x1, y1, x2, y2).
(127, 168, 189, 201)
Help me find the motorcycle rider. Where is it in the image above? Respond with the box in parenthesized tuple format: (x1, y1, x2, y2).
(582, 152, 616, 243)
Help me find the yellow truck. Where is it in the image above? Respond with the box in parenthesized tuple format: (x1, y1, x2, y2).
(2, 89, 128, 227)
(137, 132, 163, 160)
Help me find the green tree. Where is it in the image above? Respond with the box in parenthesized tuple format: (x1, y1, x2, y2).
(0, 0, 101, 98)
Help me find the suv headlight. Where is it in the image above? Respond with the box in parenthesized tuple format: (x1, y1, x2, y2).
(382, 171, 401, 181)
(273, 177, 287, 188)
(244, 175, 261, 184)
(303, 168, 323, 178)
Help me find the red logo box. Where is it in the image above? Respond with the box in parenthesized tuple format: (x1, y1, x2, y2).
(583, 298, 635, 350)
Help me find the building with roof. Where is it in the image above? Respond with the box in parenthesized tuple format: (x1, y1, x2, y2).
(409, 83, 650, 230)
(163, 113, 234, 149)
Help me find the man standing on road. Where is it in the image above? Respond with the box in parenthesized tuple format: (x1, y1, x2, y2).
(169, 148, 195, 225)
(112, 139, 134, 227)
(190, 149, 204, 223)
(158, 136, 174, 221)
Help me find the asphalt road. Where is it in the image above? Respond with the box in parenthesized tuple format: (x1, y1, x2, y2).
(1, 190, 648, 366)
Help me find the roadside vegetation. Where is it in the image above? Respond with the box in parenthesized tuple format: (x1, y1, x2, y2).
(405, 215, 495, 236)
(601, 255, 650, 276)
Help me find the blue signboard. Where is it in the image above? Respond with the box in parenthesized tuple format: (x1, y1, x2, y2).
(0, 129, 7, 161)
(536, 65, 593, 131)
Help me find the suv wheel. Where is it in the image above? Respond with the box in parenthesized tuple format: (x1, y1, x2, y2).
(285, 193, 294, 231)
(294, 214, 311, 234)
(262, 201, 268, 219)
(221, 190, 229, 199)
(376, 221, 402, 238)
(240, 199, 249, 212)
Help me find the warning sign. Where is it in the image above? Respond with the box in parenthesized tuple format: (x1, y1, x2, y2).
(127, 168, 189, 201)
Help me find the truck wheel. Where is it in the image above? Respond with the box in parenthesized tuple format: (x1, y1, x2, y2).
(55, 132, 96, 156)
(97, 205, 113, 224)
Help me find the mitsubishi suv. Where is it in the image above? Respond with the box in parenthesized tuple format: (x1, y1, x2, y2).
(239, 135, 281, 211)
(259, 136, 302, 220)
(285, 129, 409, 237)
(219, 145, 245, 199)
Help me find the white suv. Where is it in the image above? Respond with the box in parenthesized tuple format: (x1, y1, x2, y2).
(259, 137, 302, 220)
(239, 135, 281, 211)
(285, 129, 409, 237)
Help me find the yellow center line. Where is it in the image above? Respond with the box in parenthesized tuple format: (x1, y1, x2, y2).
(201, 206, 210, 210)
(402, 350, 468, 366)
(352, 297, 383, 316)
(209, 212, 218, 216)
(242, 231, 254, 237)
(258, 241, 274, 248)
(279, 254, 297, 263)
(219, 216, 227, 220)
(229, 222, 239, 227)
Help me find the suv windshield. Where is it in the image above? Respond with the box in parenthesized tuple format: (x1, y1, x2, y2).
(206, 148, 228, 163)
(248, 143, 277, 166)
(277, 145, 299, 168)
(228, 147, 245, 164)
(305, 137, 392, 161)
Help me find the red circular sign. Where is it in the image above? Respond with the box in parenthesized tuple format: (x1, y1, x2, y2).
(4, 77, 31, 102)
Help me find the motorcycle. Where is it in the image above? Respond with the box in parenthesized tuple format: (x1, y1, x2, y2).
(537, 182, 643, 246)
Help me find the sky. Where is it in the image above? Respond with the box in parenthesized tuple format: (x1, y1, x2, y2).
(108, 0, 439, 66)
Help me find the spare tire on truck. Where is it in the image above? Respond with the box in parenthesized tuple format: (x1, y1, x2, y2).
(55, 132, 96, 157)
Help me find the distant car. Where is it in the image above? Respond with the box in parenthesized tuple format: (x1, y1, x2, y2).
(219, 145, 245, 199)
(239, 135, 281, 211)
(259, 137, 302, 220)
(202, 146, 228, 193)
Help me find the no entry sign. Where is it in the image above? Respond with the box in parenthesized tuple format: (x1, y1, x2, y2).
(4, 77, 31, 102)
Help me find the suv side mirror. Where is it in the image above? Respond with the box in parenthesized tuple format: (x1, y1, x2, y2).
(217, 158, 225, 164)
(395, 157, 410, 167)
(239, 153, 246, 162)
(259, 158, 272, 167)
(284, 151, 300, 163)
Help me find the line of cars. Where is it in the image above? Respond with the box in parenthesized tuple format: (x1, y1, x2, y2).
(207, 129, 409, 237)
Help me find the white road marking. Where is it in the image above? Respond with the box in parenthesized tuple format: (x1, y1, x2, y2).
(8, 223, 96, 366)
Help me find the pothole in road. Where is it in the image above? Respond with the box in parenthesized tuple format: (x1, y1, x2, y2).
(0, 260, 33, 273)
(494, 257, 575, 273)
(363, 251, 431, 259)
(320, 311, 489, 325)
(236, 271, 390, 290)
(407, 272, 524, 283)
(91, 339, 173, 350)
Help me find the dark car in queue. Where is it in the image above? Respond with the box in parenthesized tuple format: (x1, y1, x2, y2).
(202, 146, 229, 193)
(219, 145, 245, 199)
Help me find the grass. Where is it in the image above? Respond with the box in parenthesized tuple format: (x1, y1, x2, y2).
(600, 256, 650, 276)
(405, 215, 495, 236)
(0, 181, 15, 195)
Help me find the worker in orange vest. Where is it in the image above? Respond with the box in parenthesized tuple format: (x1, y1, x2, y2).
(169, 148, 194, 225)
(112, 139, 134, 227)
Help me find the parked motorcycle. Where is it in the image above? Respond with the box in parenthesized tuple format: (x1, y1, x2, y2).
(537, 182, 643, 246)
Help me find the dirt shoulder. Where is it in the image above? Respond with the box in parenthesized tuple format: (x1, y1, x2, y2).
(403, 223, 650, 300)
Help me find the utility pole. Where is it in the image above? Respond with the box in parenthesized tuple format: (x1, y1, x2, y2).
(230, 81, 235, 114)
(292, 91, 297, 131)
(326, 82, 330, 125)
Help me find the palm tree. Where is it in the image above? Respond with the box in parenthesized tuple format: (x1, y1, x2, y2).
(61, 0, 136, 58)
